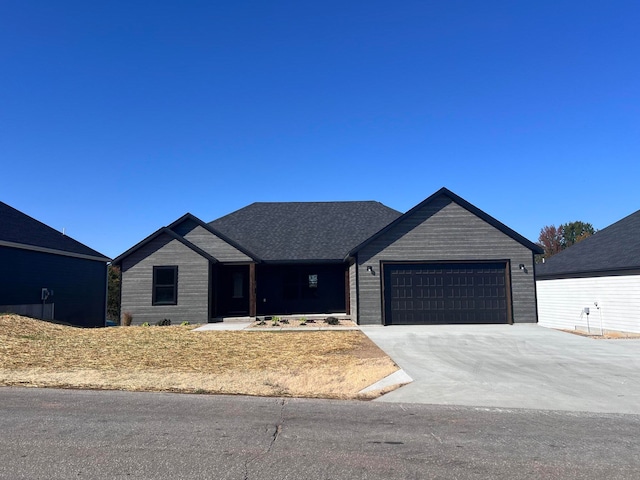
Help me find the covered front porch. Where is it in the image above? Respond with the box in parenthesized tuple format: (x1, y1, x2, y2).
(210, 262, 349, 320)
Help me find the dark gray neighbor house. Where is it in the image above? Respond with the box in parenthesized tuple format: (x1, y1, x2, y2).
(113, 188, 542, 326)
(0, 201, 110, 327)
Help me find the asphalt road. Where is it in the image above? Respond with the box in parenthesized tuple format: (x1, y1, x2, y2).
(2, 388, 639, 479)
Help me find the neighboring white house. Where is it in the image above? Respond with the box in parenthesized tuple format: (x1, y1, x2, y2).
(536, 209, 640, 334)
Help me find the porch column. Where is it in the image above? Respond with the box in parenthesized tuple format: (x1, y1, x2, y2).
(345, 267, 350, 315)
(249, 263, 256, 317)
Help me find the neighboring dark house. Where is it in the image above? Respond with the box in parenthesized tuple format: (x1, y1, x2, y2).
(0, 201, 110, 327)
(113, 188, 542, 326)
(536, 209, 640, 334)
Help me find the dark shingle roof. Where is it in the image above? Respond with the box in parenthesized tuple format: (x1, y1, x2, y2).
(0, 201, 109, 261)
(536, 209, 640, 278)
(209, 202, 402, 262)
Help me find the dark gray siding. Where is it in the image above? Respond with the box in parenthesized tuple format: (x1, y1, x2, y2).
(183, 225, 252, 262)
(356, 197, 537, 325)
(349, 261, 357, 320)
(0, 246, 107, 327)
(120, 233, 210, 325)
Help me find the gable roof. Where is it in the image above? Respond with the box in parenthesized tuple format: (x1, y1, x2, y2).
(209, 201, 402, 262)
(536, 209, 640, 278)
(0, 201, 110, 262)
(111, 223, 219, 266)
(168, 213, 259, 261)
(348, 187, 543, 257)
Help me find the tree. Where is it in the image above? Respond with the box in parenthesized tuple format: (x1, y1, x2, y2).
(538, 224, 564, 260)
(536, 220, 596, 262)
(561, 221, 595, 248)
(107, 265, 121, 323)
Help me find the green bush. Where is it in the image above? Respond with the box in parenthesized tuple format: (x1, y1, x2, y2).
(141, 322, 150, 327)
(180, 321, 190, 326)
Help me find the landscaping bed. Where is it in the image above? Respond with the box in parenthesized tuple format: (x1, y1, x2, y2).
(249, 315, 356, 329)
(0, 314, 398, 399)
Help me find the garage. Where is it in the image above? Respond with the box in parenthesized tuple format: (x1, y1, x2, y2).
(382, 262, 511, 325)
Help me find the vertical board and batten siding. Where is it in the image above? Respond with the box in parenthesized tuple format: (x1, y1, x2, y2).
(356, 197, 537, 325)
(0, 246, 107, 327)
(537, 275, 640, 334)
(181, 224, 253, 262)
(120, 233, 210, 325)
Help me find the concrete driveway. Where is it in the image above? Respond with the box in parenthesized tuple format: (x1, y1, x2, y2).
(360, 324, 640, 414)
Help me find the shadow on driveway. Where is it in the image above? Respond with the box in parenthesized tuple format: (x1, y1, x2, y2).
(360, 324, 640, 414)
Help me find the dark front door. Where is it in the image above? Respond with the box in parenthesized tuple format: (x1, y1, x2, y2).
(219, 265, 250, 316)
(383, 262, 510, 325)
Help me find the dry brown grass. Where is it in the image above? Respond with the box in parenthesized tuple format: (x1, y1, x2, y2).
(0, 314, 399, 399)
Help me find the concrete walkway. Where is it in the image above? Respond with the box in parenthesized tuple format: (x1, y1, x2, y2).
(360, 324, 640, 414)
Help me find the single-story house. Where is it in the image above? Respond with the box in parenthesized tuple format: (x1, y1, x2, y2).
(536, 209, 640, 334)
(113, 187, 542, 326)
(0, 201, 111, 327)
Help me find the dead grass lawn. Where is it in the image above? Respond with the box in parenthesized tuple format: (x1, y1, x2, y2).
(0, 315, 399, 399)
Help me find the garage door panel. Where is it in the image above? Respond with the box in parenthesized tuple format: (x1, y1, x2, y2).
(384, 262, 510, 325)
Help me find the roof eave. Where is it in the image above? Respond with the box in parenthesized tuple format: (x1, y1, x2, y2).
(169, 213, 261, 262)
(0, 240, 111, 262)
(112, 227, 219, 265)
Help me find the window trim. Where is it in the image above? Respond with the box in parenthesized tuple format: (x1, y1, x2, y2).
(152, 266, 178, 305)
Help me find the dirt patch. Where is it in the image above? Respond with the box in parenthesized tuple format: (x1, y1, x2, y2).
(559, 329, 640, 340)
(0, 314, 399, 399)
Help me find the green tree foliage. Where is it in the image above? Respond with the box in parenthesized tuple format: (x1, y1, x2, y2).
(561, 221, 596, 248)
(107, 265, 121, 323)
(536, 221, 596, 263)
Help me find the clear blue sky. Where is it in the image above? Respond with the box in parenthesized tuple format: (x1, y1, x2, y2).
(2, 1, 638, 259)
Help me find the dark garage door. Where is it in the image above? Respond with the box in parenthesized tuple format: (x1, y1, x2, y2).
(383, 262, 510, 325)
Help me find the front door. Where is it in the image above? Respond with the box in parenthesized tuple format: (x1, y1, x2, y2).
(219, 265, 250, 316)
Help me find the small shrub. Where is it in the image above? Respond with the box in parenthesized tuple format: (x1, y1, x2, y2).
(299, 316, 307, 326)
(141, 322, 150, 327)
(180, 321, 190, 326)
(257, 320, 266, 326)
(122, 312, 133, 327)
(324, 316, 340, 326)
(281, 318, 289, 324)
(156, 318, 171, 326)
(272, 316, 280, 326)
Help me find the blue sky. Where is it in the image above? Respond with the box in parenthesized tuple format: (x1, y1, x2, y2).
(2, 1, 638, 259)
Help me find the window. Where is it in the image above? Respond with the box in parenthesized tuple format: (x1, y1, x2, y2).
(282, 269, 319, 300)
(153, 266, 178, 305)
(232, 272, 244, 299)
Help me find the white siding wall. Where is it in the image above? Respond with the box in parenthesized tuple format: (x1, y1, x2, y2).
(537, 275, 640, 334)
